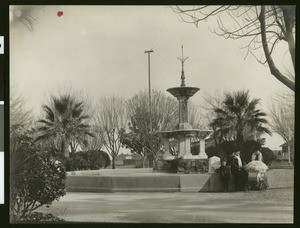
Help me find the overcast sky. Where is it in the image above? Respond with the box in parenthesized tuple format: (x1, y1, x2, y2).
(9, 5, 293, 150)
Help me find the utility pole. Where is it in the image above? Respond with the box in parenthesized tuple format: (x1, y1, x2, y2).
(145, 49, 154, 168)
(144, 49, 154, 133)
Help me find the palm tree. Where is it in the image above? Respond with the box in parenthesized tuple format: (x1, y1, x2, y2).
(210, 90, 271, 149)
(35, 94, 94, 158)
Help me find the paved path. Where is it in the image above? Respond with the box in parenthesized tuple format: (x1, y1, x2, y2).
(38, 188, 293, 223)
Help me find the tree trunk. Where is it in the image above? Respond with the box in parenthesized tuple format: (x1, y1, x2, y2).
(70, 141, 77, 154)
(61, 134, 69, 158)
(147, 155, 154, 168)
(236, 131, 243, 150)
(112, 157, 115, 169)
(142, 155, 147, 168)
(152, 156, 158, 170)
(212, 126, 218, 146)
(280, 6, 295, 69)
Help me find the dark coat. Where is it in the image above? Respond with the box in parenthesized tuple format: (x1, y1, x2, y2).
(230, 155, 244, 176)
(219, 165, 230, 180)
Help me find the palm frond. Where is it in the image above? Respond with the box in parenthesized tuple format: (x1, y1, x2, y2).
(78, 123, 90, 128)
(35, 132, 56, 142)
(235, 90, 249, 108)
(85, 132, 95, 137)
(36, 126, 50, 131)
(37, 119, 54, 126)
(214, 108, 228, 115)
(42, 105, 55, 122)
(78, 115, 90, 121)
(257, 125, 272, 136)
(247, 98, 260, 111)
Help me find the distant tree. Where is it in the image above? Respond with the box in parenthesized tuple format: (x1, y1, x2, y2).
(201, 90, 225, 145)
(269, 91, 294, 142)
(79, 125, 104, 151)
(172, 5, 295, 91)
(121, 90, 177, 168)
(35, 93, 94, 158)
(210, 90, 271, 149)
(95, 96, 127, 169)
(10, 86, 33, 129)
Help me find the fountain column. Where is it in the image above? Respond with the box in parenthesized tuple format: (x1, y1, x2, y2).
(163, 139, 175, 160)
(177, 95, 194, 158)
(199, 138, 208, 159)
(178, 97, 188, 124)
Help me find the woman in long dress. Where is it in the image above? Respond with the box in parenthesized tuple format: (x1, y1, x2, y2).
(245, 150, 269, 190)
(251, 150, 263, 162)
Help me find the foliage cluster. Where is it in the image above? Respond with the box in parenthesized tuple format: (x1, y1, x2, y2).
(206, 140, 276, 165)
(10, 126, 66, 221)
(13, 212, 64, 224)
(170, 157, 208, 174)
(36, 94, 94, 158)
(68, 150, 110, 171)
(209, 90, 271, 149)
(11, 157, 66, 220)
(202, 90, 276, 166)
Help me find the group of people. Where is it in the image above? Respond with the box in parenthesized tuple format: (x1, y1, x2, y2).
(218, 150, 266, 192)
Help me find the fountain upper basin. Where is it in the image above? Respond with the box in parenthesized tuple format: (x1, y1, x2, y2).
(156, 129, 212, 139)
(167, 87, 200, 98)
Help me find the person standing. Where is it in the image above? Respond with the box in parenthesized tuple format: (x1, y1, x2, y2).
(251, 150, 263, 162)
(231, 151, 247, 191)
(218, 158, 231, 192)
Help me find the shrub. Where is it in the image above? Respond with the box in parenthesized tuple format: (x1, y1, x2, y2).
(135, 160, 143, 168)
(170, 157, 208, 174)
(220, 141, 239, 155)
(68, 150, 110, 171)
(11, 150, 66, 221)
(204, 141, 239, 163)
(13, 212, 64, 223)
(260, 147, 276, 165)
(205, 146, 226, 158)
(10, 127, 67, 222)
(240, 140, 262, 163)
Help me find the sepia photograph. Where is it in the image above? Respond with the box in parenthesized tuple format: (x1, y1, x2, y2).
(9, 5, 294, 223)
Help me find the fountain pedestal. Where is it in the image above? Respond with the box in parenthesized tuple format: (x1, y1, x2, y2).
(155, 46, 212, 173)
(178, 137, 191, 158)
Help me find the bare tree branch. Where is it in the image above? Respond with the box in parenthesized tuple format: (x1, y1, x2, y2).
(171, 5, 295, 91)
(259, 5, 295, 92)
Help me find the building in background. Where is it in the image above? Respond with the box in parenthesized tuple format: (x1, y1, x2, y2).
(280, 139, 294, 162)
(115, 153, 143, 168)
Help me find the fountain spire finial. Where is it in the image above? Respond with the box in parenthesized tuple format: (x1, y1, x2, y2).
(177, 45, 189, 87)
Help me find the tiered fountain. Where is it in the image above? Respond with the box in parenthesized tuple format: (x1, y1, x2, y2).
(158, 46, 212, 162)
